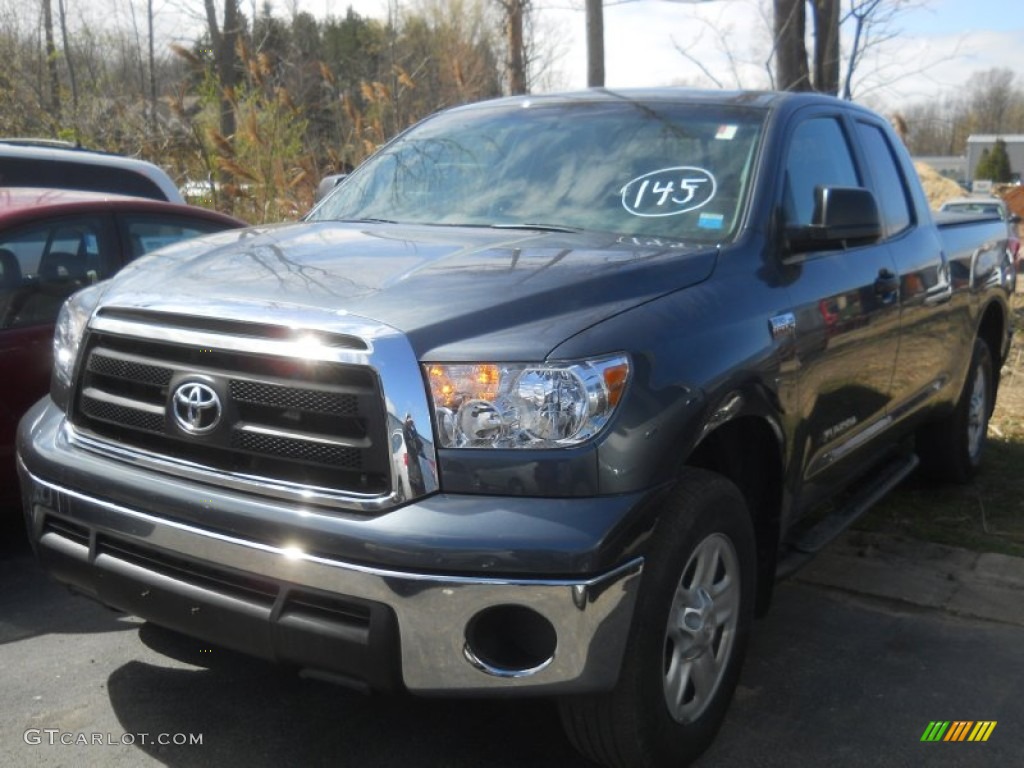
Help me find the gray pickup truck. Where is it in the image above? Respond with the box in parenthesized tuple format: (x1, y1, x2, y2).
(16, 89, 1013, 767)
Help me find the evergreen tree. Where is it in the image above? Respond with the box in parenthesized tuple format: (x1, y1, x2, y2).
(975, 138, 1013, 182)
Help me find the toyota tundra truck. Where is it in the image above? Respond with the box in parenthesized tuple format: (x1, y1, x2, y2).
(15, 89, 1014, 767)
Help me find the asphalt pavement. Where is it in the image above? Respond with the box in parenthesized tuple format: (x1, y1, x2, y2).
(794, 529, 1024, 628)
(1, 522, 1021, 767)
(704, 530, 1024, 767)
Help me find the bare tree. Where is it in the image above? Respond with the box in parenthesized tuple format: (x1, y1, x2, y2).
(124, 0, 159, 135)
(773, 0, 810, 90)
(810, 0, 839, 95)
(966, 68, 1023, 134)
(125, 1, 147, 117)
(902, 69, 1024, 157)
(771, 0, 839, 93)
(42, 0, 61, 119)
(671, 13, 761, 88)
(495, 0, 559, 94)
(840, 0, 926, 100)
(496, 0, 528, 94)
(901, 97, 960, 155)
(204, 0, 242, 141)
(148, 0, 157, 135)
(56, 0, 78, 131)
(585, 0, 602, 87)
(667, 1, 930, 100)
(522, 2, 568, 92)
(0, 5, 54, 135)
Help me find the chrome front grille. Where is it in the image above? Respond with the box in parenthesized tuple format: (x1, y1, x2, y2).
(72, 331, 391, 505)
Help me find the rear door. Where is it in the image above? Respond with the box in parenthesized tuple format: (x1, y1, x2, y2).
(851, 118, 957, 421)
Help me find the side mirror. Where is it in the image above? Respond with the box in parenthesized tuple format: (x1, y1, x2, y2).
(315, 173, 347, 203)
(1010, 213, 1021, 225)
(786, 186, 882, 254)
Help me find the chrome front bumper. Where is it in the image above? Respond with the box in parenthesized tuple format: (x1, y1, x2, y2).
(19, 463, 643, 695)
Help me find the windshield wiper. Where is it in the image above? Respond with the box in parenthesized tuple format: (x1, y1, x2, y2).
(327, 219, 585, 233)
(489, 223, 584, 234)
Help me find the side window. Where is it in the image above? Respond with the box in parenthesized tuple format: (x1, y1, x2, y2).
(0, 217, 111, 330)
(855, 122, 912, 237)
(121, 215, 226, 260)
(784, 117, 860, 227)
(0, 157, 166, 201)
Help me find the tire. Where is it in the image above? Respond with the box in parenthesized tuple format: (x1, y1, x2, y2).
(917, 338, 993, 484)
(559, 468, 756, 768)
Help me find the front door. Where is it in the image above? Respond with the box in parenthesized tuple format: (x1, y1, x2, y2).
(778, 114, 902, 508)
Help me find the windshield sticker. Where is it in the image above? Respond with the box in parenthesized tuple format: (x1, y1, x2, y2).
(621, 167, 717, 218)
(698, 212, 725, 230)
(715, 125, 738, 140)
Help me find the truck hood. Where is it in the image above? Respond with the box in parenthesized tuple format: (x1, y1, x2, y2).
(101, 221, 718, 359)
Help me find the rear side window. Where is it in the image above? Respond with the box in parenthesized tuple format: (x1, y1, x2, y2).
(943, 202, 1004, 218)
(855, 122, 913, 237)
(0, 216, 114, 329)
(0, 157, 166, 200)
(120, 214, 231, 259)
(783, 118, 860, 227)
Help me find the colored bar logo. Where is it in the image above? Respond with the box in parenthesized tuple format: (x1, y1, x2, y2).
(921, 721, 997, 742)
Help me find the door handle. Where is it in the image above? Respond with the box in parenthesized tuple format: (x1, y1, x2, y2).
(874, 269, 899, 298)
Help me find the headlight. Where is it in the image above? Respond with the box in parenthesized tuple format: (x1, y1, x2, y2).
(424, 355, 630, 448)
(51, 284, 104, 410)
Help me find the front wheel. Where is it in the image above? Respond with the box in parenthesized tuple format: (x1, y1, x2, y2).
(917, 338, 993, 483)
(559, 468, 756, 768)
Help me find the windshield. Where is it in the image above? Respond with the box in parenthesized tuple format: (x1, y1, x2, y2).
(309, 98, 766, 242)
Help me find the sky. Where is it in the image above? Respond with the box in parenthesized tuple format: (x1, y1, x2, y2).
(285, 0, 1024, 112)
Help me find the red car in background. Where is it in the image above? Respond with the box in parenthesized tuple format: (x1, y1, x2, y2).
(0, 188, 245, 510)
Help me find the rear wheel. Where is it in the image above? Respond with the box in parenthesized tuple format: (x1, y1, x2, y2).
(917, 338, 993, 483)
(559, 468, 756, 768)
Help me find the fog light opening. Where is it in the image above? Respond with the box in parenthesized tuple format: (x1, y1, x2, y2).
(463, 605, 557, 678)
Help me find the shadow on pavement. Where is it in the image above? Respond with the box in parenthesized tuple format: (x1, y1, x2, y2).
(0, 504, 140, 646)
(0, 502, 30, 557)
(111, 623, 588, 768)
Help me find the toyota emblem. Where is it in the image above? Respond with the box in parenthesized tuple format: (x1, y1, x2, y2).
(172, 382, 222, 434)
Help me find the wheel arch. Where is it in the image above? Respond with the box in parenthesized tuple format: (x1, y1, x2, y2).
(685, 404, 785, 616)
(977, 297, 1009, 410)
(977, 294, 1008, 352)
